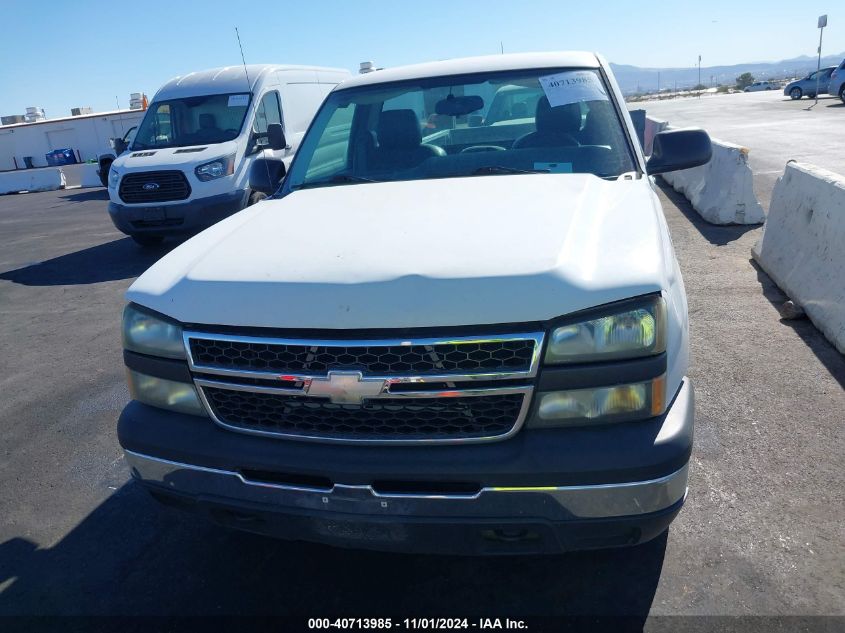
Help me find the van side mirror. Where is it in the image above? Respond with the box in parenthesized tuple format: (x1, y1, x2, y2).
(646, 128, 712, 175)
(250, 158, 286, 195)
(113, 138, 129, 155)
(267, 123, 286, 151)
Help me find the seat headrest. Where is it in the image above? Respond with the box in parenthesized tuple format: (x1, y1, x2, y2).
(377, 109, 422, 149)
(535, 97, 581, 136)
(199, 113, 217, 129)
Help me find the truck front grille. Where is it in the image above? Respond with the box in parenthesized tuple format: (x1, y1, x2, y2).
(189, 338, 536, 375)
(203, 388, 526, 442)
(185, 330, 543, 444)
(119, 170, 191, 203)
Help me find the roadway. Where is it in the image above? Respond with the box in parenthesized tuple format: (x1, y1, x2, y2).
(635, 90, 845, 209)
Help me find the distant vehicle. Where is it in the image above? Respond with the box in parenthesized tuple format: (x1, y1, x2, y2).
(744, 81, 778, 92)
(784, 67, 835, 99)
(106, 64, 350, 247)
(97, 126, 136, 187)
(828, 59, 845, 102)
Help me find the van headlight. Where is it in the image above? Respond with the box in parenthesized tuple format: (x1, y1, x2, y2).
(108, 168, 119, 189)
(195, 154, 235, 181)
(544, 296, 666, 364)
(122, 304, 185, 359)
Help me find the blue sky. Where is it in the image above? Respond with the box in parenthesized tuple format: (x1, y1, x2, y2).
(1, 0, 842, 117)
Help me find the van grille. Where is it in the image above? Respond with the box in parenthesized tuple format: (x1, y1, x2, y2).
(119, 170, 191, 203)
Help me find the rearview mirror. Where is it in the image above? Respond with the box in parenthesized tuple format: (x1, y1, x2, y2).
(249, 158, 286, 195)
(646, 128, 712, 175)
(435, 95, 484, 117)
(267, 123, 286, 151)
(113, 137, 129, 155)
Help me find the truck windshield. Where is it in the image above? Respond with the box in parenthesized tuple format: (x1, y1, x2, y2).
(287, 68, 636, 191)
(132, 93, 251, 149)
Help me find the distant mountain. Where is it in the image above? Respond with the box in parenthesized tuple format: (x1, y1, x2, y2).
(610, 53, 845, 94)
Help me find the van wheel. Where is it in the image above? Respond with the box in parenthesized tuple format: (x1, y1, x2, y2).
(98, 159, 113, 186)
(248, 191, 267, 206)
(131, 234, 165, 248)
(789, 87, 802, 100)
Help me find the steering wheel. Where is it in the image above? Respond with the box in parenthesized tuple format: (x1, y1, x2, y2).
(460, 145, 506, 154)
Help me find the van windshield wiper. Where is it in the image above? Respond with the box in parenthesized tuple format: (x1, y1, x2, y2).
(292, 174, 379, 190)
(471, 166, 550, 175)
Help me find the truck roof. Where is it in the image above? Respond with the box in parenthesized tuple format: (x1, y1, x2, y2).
(337, 52, 602, 90)
(155, 64, 350, 100)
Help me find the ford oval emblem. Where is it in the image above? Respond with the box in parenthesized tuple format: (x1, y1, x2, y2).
(142, 182, 160, 191)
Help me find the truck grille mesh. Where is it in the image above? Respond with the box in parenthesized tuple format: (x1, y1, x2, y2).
(203, 388, 525, 441)
(119, 170, 191, 203)
(189, 338, 536, 375)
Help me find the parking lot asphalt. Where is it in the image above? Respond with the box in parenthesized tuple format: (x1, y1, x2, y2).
(0, 186, 843, 624)
(634, 90, 845, 210)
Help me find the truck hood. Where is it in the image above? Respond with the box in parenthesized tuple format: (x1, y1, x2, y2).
(112, 140, 238, 170)
(127, 175, 671, 329)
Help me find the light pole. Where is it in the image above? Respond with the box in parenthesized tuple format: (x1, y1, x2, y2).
(815, 15, 827, 106)
(698, 55, 702, 98)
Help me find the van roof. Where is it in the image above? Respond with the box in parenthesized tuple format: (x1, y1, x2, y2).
(155, 64, 349, 100)
(337, 52, 602, 90)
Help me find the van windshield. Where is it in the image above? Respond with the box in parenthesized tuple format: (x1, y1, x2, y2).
(286, 68, 637, 191)
(132, 93, 251, 149)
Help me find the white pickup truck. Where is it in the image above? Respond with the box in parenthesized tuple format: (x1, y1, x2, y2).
(117, 52, 711, 554)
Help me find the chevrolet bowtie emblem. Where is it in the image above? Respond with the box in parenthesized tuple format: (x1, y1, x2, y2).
(305, 371, 387, 405)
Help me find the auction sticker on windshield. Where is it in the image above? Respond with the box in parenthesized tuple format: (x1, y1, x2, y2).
(227, 94, 249, 107)
(539, 71, 607, 106)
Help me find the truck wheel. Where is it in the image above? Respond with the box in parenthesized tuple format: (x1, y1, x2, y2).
(789, 87, 802, 100)
(98, 159, 113, 187)
(248, 191, 267, 206)
(131, 234, 165, 248)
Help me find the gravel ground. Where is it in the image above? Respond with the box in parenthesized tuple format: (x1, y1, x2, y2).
(0, 185, 842, 629)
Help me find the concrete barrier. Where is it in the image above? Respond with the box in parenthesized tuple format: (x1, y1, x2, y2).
(661, 138, 765, 225)
(79, 163, 104, 188)
(752, 162, 845, 353)
(0, 168, 66, 194)
(643, 116, 668, 156)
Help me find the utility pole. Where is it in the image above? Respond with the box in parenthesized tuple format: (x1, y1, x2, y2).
(815, 15, 827, 106)
(698, 55, 702, 98)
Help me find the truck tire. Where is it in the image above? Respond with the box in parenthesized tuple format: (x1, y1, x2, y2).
(131, 234, 165, 248)
(98, 159, 113, 187)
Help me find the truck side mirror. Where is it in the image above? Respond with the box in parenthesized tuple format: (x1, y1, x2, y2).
(267, 123, 286, 151)
(646, 128, 712, 175)
(250, 158, 286, 195)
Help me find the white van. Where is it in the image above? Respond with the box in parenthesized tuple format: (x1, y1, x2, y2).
(107, 64, 349, 247)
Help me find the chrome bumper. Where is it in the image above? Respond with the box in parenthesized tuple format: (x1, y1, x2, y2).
(125, 450, 688, 521)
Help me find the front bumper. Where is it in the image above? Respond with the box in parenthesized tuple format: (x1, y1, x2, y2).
(119, 379, 694, 554)
(108, 189, 248, 237)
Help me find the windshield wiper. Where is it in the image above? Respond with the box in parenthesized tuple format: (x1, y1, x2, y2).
(471, 166, 550, 175)
(292, 174, 379, 190)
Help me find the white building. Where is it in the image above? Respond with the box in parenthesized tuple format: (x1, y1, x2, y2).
(0, 108, 145, 171)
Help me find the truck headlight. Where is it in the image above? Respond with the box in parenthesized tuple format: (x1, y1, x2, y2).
(195, 154, 235, 181)
(122, 304, 185, 359)
(545, 295, 666, 364)
(108, 168, 119, 189)
(126, 370, 206, 416)
(527, 375, 666, 428)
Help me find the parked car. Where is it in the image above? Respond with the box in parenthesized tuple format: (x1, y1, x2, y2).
(744, 81, 779, 92)
(117, 51, 711, 555)
(106, 64, 350, 247)
(96, 126, 136, 187)
(784, 67, 836, 99)
(828, 58, 845, 102)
